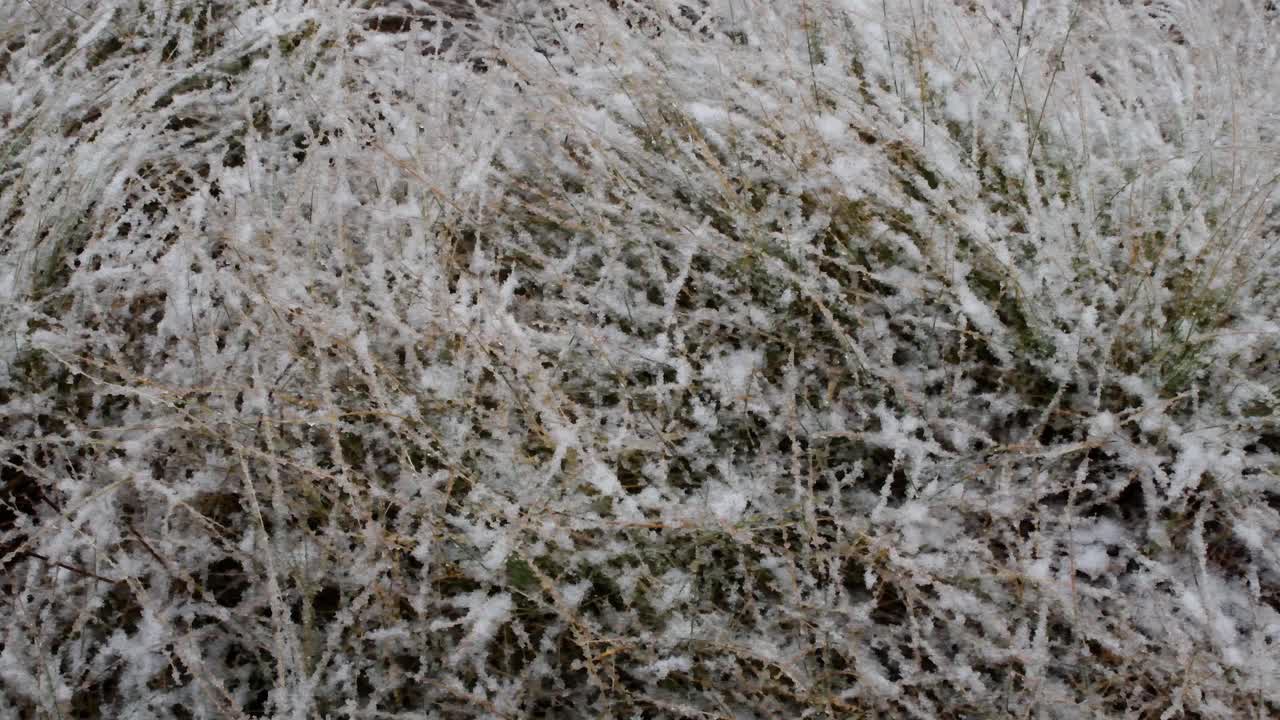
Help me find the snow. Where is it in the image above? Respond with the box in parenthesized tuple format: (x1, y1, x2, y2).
(645, 656, 693, 680)
(435, 591, 515, 665)
(707, 482, 748, 523)
(703, 348, 763, 404)
(1088, 411, 1116, 439)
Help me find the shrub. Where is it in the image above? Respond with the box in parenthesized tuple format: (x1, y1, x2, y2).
(2, 1, 1278, 717)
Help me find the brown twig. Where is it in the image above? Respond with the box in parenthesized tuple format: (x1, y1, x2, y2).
(11, 550, 120, 585)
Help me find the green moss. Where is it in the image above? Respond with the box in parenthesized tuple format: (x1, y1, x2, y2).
(1242, 400, 1273, 419)
(154, 74, 217, 109)
(217, 50, 261, 78)
(277, 20, 320, 56)
(505, 556, 539, 592)
(9, 347, 57, 389)
(87, 32, 126, 71)
(886, 140, 941, 192)
(966, 254, 1054, 360)
(40, 33, 77, 67)
(803, 15, 827, 67)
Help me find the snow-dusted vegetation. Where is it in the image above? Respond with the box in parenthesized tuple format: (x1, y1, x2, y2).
(2, 0, 1279, 716)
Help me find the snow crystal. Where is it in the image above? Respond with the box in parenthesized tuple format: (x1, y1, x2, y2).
(687, 102, 727, 128)
(442, 592, 515, 664)
(587, 459, 623, 496)
(1074, 545, 1110, 579)
(815, 114, 846, 143)
(707, 482, 748, 523)
(645, 656, 693, 680)
(1088, 411, 1116, 439)
(561, 581, 591, 610)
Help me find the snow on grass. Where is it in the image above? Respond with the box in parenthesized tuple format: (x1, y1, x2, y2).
(1, 0, 1279, 717)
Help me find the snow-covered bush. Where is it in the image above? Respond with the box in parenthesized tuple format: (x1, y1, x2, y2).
(2, 0, 1279, 717)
